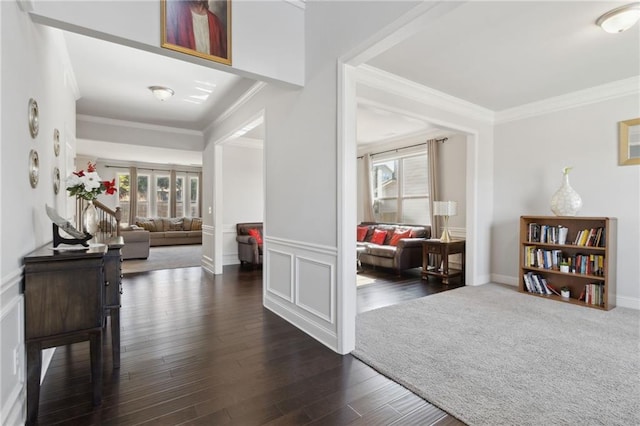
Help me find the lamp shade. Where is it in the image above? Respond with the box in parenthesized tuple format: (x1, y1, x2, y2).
(596, 3, 640, 33)
(433, 201, 457, 217)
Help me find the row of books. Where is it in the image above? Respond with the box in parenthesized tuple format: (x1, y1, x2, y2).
(523, 247, 605, 276)
(573, 227, 606, 247)
(523, 272, 560, 296)
(523, 273, 605, 307)
(526, 224, 606, 248)
(583, 283, 605, 306)
(527, 224, 568, 245)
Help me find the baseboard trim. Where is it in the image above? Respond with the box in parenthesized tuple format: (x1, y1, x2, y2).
(616, 295, 640, 310)
(491, 273, 518, 287)
(264, 294, 338, 352)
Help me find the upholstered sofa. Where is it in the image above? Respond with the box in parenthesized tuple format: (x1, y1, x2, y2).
(120, 229, 150, 260)
(357, 222, 430, 273)
(236, 222, 263, 267)
(120, 217, 202, 259)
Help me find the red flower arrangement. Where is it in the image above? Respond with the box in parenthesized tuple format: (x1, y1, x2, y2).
(66, 162, 117, 200)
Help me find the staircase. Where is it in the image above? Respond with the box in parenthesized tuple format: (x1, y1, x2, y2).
(76, 198, 122, 237)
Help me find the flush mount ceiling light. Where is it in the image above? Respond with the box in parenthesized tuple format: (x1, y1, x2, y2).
(596, 2, 640, 33)
(148, 85, 174, 101)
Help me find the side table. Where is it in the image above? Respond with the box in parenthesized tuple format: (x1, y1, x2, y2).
(421, 239, 465, 285)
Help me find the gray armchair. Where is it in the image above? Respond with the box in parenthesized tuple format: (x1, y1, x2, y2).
(236, 222, 263, 267)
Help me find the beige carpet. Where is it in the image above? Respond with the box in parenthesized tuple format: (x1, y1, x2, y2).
(353, 283, 640, 425)
(122, 244, 202, 274)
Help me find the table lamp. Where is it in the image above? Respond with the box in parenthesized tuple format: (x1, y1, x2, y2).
(433, 201, 457, 242)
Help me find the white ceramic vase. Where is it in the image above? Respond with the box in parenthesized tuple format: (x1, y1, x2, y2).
(83, 200, 99, 235)
(550, 170, 582, 216)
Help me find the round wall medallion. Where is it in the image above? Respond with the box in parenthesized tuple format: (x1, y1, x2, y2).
(28, 98, 39, 138)
(29, 149, 40, 188)
(53, 128, 60, 156)
(53, 166, 61, 194)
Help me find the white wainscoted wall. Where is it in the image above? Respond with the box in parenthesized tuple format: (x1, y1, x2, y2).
(0, 2, 79, 423)
(263, 237, 339, 349)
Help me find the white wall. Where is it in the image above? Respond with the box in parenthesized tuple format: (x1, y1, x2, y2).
(205, 1, 424, 353)
(0, 2, 78, 423)
(492, 93, 640, 308)
(28, 0, 304, 87)
(222, 143, 264, 265)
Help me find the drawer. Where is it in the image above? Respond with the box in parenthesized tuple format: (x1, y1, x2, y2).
(424, 244, 442, 254)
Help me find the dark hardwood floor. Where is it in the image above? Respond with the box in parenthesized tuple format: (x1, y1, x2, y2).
(36, 265, 465, 425)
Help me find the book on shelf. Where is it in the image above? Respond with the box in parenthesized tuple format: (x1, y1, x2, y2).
(584, 282, 605, 306)
(523, 272, 552, 295)
(573, 227, 606, 247)
(528, 224, 569, 245)
(545, 282, 561, 296)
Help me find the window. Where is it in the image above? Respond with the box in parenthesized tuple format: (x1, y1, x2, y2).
(189, 175, 199, 217)
(137, 174, 150, 217)
(117, 173, 130, 225)
(112, 167, 200, 221)
(175, 175, 185, 217)
(154, 174, 170, 218)
(371, 152, 430, 224)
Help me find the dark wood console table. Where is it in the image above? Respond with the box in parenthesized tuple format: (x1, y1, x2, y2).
(23, 236, 123, 425)
(421, 239, 465, 285)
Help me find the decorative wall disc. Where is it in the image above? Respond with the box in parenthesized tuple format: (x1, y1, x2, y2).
(29, 149, 39, 188)
(53, 128, 60, 156)
(28, 98, 39, 138)
(53, 166, 61, 194)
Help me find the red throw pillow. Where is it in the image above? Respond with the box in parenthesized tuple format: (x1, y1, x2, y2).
(357, 226, 368, 242)
(248, 228, 263, 244)
(389, 229, 411, 246)
(370, 229, 387, 245)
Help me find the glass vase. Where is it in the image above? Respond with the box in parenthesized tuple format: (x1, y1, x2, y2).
(83, 200, 99, 235)
(550, 172, 582, 216)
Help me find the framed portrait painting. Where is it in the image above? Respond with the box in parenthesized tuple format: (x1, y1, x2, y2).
(161, 0, 231, 65)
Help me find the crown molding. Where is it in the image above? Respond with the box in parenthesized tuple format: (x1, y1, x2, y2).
(356, 65, 495, 124)
(77, 114, 202, 136)
(225, 137, 263, 150)
(210, 81, 268, 130)
(496, 76, 640, 124)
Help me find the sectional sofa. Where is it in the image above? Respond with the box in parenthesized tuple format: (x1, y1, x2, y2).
(120, 216, 203, 259)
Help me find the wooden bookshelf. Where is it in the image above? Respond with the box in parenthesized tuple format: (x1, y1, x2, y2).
(519, 216, 617, 310)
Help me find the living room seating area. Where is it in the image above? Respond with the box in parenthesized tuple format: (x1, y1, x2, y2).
(236, 222, 263, 267)
(120, 216, 203, 260)
(357, 222, 431, 274)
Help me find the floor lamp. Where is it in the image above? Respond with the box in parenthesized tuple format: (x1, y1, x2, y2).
(434, 201, 457, 242)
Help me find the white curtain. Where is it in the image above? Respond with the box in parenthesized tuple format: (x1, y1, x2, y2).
(427, 139, 440, 238)
(359, 153, 376, 223)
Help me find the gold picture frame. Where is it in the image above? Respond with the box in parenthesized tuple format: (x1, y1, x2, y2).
(619, 118, 640, 166)
(161, 0, 231, 66)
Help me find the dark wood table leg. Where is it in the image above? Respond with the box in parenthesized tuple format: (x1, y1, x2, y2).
(89, 330, 103, 406)
(442, 246, 450, 285)
(26, 342, 42, 425)
(461, 246, 466, 284)
(111, 309, 120, 369)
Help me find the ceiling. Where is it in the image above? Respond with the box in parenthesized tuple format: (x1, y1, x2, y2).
(65, 1, 639, 159)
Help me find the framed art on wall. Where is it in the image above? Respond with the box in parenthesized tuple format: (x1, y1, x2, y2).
(619, 117, 640, 166)
(161, 0, 231, 66)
